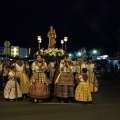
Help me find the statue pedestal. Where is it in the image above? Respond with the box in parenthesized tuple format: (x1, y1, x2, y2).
(35, 48, 65, 62)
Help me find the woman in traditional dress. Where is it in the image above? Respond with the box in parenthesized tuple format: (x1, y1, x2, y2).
(55, 55, 74, 103)
(4, 66, 22, 101)
(75, 68, 92, 104)
(28, 55, 50, 103)
(86, 58, 98, 93)
(13, 58, 30, 97)
(75, 57, 86, 86)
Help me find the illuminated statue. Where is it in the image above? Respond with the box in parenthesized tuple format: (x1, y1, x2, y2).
(47, 25, 56, 48)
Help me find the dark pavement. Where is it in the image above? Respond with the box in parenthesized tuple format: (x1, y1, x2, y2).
(0, 73, 120, 120)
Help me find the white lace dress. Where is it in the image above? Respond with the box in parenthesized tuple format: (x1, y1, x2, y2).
(4, 71, 22, 99)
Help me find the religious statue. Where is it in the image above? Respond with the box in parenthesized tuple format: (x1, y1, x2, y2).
(47, 25, 56, 48)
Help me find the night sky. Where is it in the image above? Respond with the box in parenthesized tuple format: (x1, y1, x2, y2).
(0, 0, 120, 55)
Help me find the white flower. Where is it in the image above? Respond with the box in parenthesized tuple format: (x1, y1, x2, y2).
(45, 49, 49, 54)
(36, 48, 65, 57)
(40, 49, 43, 52)
(49, 52, 53, 56)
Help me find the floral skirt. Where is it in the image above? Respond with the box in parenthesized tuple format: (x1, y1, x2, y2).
(28, 82, 50, 99)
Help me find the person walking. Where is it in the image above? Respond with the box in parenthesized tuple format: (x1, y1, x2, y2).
(86, 58, 98, 93)
(13, 57, 30, 98)
(75, 68, 92, 104)
(55, 55, 74, 103)
(75, 57, 86, 86)
(28, 54, 50, 103)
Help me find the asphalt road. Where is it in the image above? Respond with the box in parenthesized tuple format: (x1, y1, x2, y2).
(0, 73, 120, 120)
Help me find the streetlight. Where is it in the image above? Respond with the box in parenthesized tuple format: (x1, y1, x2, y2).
(92, 49, 98, 56)
(61, 40, 64, 50)
(77, 51, 82, 57)
(37, 36, 42, 50)
(64, 36, 68, 51)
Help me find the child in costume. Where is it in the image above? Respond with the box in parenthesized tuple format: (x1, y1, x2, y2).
(4, 66, 22, 101)
(75, 68, 92, 104)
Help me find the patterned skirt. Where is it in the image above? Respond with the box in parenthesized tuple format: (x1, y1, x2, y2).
(28, 82, 50, 99)
(75, 82, 92, 102)
(56, 72, 74, 98)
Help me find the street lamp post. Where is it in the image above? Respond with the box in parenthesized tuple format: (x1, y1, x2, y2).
(64, 36, 68, 52)
(37, 36, 42, 50)
(61, 40, 64, 50)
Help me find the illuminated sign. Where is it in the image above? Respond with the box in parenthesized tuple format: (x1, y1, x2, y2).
(11, 46, 19, 57)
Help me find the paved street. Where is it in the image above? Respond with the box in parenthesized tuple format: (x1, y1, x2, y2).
(0, 73, 120, 120)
